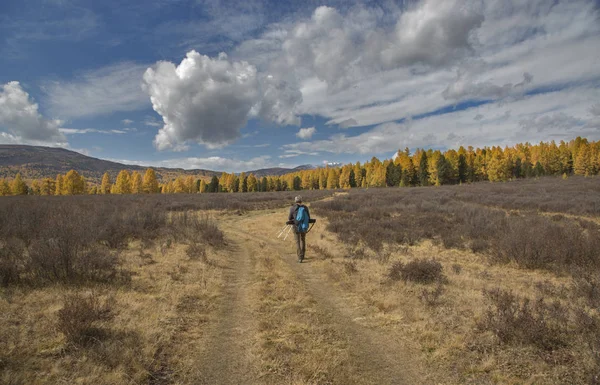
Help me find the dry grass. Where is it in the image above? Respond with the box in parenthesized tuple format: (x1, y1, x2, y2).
(250, 249, 354, 384)
(3, 178, 600, 384)
(309, 178, 600, 384)
(0, 222, 226, 384)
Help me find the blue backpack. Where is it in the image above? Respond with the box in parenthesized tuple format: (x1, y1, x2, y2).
(295, 205, 310, 233)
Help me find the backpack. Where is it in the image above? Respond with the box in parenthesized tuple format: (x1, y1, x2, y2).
(295, 205, 310, 233)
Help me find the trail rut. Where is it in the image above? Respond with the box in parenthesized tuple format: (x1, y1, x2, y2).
(220, 211, 427, 385)
(193, 240, 257, 384)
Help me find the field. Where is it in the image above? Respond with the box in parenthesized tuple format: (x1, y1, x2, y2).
(1, 177, 599, 384)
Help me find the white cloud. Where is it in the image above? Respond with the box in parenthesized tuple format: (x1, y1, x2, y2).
(110, 155, 275, 173)
(143, 51, 260, 151)
(122, 119, 134, 125)
(144, 116, 162, 127)
(280, 149, 319, 159)
(253, 74, 302, 126)
(283, 86, 600, 155)
(0, 81, 67, 146)
(43, 62, 150, 118)
(228, 0, 600, 151)
(337, 118, 358, 129)
(442, 71, 533, 101)
(296, 127, 316, 139)
(59, 128, 128, 135)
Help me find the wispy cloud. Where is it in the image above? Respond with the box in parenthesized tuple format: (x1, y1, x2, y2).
(43, 62, 150, 119)
(109, 154, 280, 173)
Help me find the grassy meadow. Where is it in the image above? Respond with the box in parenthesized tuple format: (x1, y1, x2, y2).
(1, 177, 599, 384)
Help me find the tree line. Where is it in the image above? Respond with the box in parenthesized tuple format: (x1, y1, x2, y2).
(0, 137, 598, 196)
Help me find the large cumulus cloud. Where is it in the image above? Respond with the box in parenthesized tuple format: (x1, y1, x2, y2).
(143, 51, 260, 151)
(144, 50, 303, 151)
(0, 81, 66, 145)
(277, 1, 483, 89)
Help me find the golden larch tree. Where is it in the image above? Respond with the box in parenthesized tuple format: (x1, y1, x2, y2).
(101, 172, 112, 194)
(40, 178, 55, 195)
(0, 179, 11, 196)
(55, 174, 64, 195)
(63, 170, 86, 195)
(131, 171, 143, 194)
(113, 170, 132, 194)
(142, 168, 160, 193)
(11, 173, 28, 195)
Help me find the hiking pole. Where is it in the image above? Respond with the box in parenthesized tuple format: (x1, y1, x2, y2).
(283, 224, 293, 241)
(276, 224, 288, 238)
(277, 224, 291, 239)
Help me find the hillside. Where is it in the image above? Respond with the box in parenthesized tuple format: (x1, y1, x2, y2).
(0, 145, 315, 183)
(0, 145, 220, 183)
(247, 164, 315, 178)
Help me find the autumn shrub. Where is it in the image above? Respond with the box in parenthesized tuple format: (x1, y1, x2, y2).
(186, 242, 207, 261)
(420, 282, 445, 306)
(171, 211, 225, 247)
(490, 215, 600, 271)
(343, 260, 358, 274)
(57, 292, 115, 346)
(388, 258, 445, 284)
(478, 288, 569, 351)
(313, 181, 600, 275)
(0, 238, 26, 286)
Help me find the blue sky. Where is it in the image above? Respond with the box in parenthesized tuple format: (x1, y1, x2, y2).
(1, 0, 600, 172)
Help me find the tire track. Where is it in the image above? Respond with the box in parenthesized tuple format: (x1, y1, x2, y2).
(193, 241, 257, 384)
(222, 214, 427, 385)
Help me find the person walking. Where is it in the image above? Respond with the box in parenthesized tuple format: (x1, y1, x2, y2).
(288, 196, 310, 263)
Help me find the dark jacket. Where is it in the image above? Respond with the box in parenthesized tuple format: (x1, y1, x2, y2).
(289, 203, 310, 222)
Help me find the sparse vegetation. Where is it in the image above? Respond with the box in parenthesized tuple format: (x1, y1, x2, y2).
(2, 176, 600, 384)
(387, 258, 445, 284)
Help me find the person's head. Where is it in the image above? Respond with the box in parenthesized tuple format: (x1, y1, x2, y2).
(295, 196, 302, 204)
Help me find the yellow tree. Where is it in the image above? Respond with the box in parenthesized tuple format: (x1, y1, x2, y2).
(185, 175, 195, 193)
(101, 172, 112, 194)
(0, 179, 11, 196)
(131, 171, 143, 193)
(113, 170, 132, 194)
(30, 180, 41, 195)
(40, 178, 55, 195)
(63, 170, 86, 195)
(199, 179, 207, 193)
(173, 176, 186, 193)
(11, 173, 28, 195)
(142, 168, 160, 193)
(55, 174, 64, 195)
(574, 144, 592, 176)
(326, 168, 339, 189)
(487, 149, 511, 182)
(247, 174, 258, 192)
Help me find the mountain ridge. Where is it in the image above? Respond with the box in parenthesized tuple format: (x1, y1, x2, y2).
(0, 145, 313, 183)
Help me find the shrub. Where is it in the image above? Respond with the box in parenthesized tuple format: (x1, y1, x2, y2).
(172, 212, 225, 247)
(57, 292, 115, 345)
(311, 245, 334, 260)
(186, 242, 207, 261)
(0, 238, 26, 286)
(478, 288, 569, 350)
(420, 282, 445, 306)
(343, 260, 358, 274)
(388, 258, 445, 284)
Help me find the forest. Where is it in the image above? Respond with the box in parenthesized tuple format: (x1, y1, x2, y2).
(0, 136, 598, 196)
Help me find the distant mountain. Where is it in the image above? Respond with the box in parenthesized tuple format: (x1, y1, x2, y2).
(0, 145, 317, 183)
(247, 164, 316, 178)
(0, 145, 219, 183)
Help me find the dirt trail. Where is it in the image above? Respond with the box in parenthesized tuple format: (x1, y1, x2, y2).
(220, 210, 427, 385)
(193, 238, 257, 384)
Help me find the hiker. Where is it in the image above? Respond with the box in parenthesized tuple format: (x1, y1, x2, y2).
(288, 196, 310, 263)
